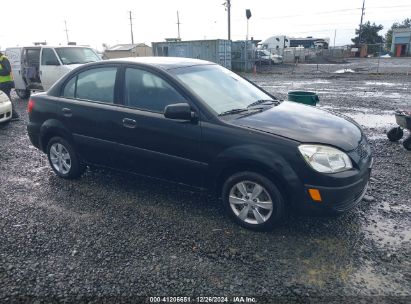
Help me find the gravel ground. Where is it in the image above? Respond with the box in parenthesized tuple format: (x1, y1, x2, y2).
(0, 64, 410, 303)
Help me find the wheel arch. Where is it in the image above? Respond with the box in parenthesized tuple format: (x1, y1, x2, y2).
(208, 143, 304, 211)
(39, 119, 74, 153)
(213, 160, 294, 209)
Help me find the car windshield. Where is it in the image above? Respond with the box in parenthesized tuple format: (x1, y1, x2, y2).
(55, 47, 100, 65)
(172, 65, 273, 115)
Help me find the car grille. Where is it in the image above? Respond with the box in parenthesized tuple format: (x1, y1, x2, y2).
(355, 137, 371, 160)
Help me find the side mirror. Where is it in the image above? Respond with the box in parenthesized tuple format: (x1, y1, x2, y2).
(164, 103, 196, 121)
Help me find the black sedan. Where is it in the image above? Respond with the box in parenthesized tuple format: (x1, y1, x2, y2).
(27, 57, 373, 230)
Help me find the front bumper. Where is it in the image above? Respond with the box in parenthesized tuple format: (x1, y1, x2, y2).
(303, 157, 373, 213)
(0, 101, 12, 123)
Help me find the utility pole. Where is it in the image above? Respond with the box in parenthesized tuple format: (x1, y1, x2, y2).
(358, 0, 365, 45)
(64, 20, 69, 44)
(245, 9, 252, 72)
(129, 11, 134, 45)
(333, 29, 337, 48)
(177, 11, 181, 39)
(225, 0, 231, 41)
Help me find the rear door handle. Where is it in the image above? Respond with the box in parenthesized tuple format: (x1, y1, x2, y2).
(62, 108, 72, 117)
(122, 118, 137, 128)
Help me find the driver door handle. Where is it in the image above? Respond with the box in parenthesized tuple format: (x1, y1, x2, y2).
(122, 118, 137, 129)
(62, 108, 72, 117)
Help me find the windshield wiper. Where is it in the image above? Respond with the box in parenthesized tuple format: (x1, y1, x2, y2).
(247, 99, 278, 108)
(218, 108, 249, 116)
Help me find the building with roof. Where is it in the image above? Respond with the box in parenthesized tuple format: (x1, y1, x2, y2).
(104, 43, 152, 59)
(390, 28, 411, 57)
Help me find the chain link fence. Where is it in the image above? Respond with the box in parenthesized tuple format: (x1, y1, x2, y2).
(251, 43, 411, 75)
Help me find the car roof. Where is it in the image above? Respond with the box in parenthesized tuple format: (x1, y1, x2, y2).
(108, 57, 215, 70)
(6, 46, 94, 50)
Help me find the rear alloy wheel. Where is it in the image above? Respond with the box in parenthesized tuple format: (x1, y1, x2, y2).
(222, 172, 286, 231)
(387, 127, 403, 142)
(46, 137, 85, 179)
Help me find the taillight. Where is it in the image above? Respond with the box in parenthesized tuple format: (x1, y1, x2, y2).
(27, 99, 35, 114)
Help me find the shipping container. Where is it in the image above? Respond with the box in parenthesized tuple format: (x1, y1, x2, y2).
(152, 40, 231, 69)
(231, 40, 256, 72)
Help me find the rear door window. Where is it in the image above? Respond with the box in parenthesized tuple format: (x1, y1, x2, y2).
(62, 67, 118, 103)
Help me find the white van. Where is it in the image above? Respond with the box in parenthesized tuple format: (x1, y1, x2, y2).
(5, 46, 101, 99)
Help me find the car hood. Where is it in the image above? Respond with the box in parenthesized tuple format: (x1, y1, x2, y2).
(231, 101, 362, 151)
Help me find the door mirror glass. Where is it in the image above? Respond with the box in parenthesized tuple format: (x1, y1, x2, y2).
(164, 103, 193, 120)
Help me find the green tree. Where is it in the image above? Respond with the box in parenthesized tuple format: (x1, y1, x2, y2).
(385, 18, 411, 50)
(351, 21, 384, 55)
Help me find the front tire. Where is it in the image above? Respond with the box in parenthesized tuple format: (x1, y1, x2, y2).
(222, 172, 286, 231)
(46, 136, 85, 179)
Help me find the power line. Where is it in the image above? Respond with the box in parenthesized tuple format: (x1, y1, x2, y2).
(367, 4, 411, 9)
(234, 4, 411, 22)
(247, 8, 361, 21)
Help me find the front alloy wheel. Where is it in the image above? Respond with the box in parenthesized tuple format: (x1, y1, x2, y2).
(229, 181, 273, 225)
(222, 172, 286, 230)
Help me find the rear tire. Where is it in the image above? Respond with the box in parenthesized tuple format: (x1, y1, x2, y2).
(387, 127, 403, 141)
(15, 89, 30, 100)
(222, 171, 286, 231)
(46, 136, 85, 179)
(403, 136, 411, 151)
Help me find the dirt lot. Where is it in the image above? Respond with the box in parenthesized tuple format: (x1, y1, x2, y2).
(0, 59, 410, 303)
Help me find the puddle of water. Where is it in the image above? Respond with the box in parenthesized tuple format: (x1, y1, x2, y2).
(334, 69, 356, 74)
(361, 200, 411, 248)
(350, 260, 407, 295)
(364, 81, 397, 87)
(345, 107, 394, 115)
(346, 113, 396, 129)
(318, 106, 396, 129)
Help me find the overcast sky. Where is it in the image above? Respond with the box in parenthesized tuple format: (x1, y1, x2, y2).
(1, 0, 410, 50)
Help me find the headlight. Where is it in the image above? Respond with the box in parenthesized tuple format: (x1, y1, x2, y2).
(298, 145, 352, 173)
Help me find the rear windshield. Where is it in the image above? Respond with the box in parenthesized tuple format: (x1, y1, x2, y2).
(55, 47, 100, 65)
